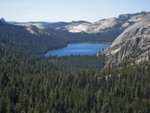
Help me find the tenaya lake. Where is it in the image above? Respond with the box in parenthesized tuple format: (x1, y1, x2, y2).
(46, 43, 110, 57)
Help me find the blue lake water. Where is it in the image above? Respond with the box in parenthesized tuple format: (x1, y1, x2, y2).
(46, 43, 110, 57)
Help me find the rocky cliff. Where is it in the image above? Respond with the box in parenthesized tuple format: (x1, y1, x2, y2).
(104, 14, 150, 67)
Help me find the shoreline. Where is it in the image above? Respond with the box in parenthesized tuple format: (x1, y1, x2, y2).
(45, 42, 111, 57)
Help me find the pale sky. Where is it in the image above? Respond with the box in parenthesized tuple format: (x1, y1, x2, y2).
(0, 0, 150, 22)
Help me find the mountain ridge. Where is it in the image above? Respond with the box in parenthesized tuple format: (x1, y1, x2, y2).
(1, 11, 150, 59)
(7, 11, 150, 33)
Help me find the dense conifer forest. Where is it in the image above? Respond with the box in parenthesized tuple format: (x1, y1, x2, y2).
(0, 43, 150, 113)
(0, 21, 68, 54)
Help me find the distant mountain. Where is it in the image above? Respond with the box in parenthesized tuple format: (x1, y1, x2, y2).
(7, 12, 149, 44)
(9, 21, 50, 26)
(13, 22, 118, 43)
(8, 11, 150, 34)
(9, 21, 70, 28)
(103, 14, 150, 67)
(14, 23, 55, 35)
(59, 11, 150, 34)
(0, 18, 5, 23)
(0, 21, 67, 54)
(1, 11, 150, 55)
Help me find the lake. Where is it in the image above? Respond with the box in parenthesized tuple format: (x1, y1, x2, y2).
(46, 43, 110, 57)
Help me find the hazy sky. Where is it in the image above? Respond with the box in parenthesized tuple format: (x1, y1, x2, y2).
(0, 0, 150, 22)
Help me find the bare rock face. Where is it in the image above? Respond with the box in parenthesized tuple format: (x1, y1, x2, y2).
(16, 23, 56, 36)
(61, 18, 124, 34)
(104, 15, 150, 67)
(60, 11, 150, 34)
